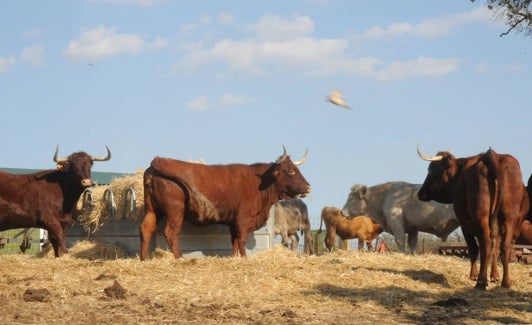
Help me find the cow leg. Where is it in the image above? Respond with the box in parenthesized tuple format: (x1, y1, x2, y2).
(393, 233, 406, 253)
(290, 233, 300, 250)
(461, 231, 478, 282)
(230, 225, 248, 257)
(358, 238, 365, 252)
(325, 228, 335, 252)
(280, 230, 290, 248)
(164, 214, 184, 259)
(475, 222, 493, 290)
(366, 240, 372, 251)
(304, 231, 315, 255)
(46, 222, 68, 257)
(140, 210, 158, 260)
(490, 235, 501, 284)
(407, 231, 418, 255)
(500, 225, 514, 288)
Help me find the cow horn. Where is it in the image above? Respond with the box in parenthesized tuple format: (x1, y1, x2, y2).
(92, 145, 112, 162)
(293, 148, 308, 166)
(276, 145, 289, 163)
(417, 144, 443, 162)
(53, 145, 68, 163)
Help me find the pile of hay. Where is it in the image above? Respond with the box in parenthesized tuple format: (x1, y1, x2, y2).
(0, 247, 530, 324)
(38, 240, 130, 260)
(76, 170, 145, 232)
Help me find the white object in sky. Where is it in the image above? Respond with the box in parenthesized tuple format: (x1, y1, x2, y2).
(326, 88, 350, 109)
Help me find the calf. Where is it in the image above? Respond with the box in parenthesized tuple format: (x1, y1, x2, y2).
(318, 206, 382, 252)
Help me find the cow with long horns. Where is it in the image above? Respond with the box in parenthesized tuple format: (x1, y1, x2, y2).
(140, 146, 311, 259)
(0, 146, 111, 257)
(417, 146, 528, 289)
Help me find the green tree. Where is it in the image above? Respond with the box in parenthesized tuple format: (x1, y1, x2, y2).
(472, 0, 532, 36)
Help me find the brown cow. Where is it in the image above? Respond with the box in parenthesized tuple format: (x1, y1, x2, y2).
(417, 146, 528, 289)
(140, 147, 311, 260)
(516, 173, 532, 244)
(0, 146, 111, 257)
(318, 206, 382, 252)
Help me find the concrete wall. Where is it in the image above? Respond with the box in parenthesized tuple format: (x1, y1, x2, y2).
(66, 209, 275, 258)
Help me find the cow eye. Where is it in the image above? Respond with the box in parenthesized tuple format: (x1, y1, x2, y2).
(288, 169, 296, 176)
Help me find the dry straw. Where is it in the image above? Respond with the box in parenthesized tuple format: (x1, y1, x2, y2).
(75, 170, 145, 232)
(0, 241, 530, 324)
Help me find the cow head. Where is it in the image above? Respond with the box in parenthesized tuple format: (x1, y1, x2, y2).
(341, 184, 369, 218)
(416, 145, 456, 203)
(54, 145, 112, 188)
(261, 146, 311, 200)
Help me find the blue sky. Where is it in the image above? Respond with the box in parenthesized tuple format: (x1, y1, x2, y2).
(1, 0, 531, 226)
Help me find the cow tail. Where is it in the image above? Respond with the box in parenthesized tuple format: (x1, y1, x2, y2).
(317, 217, 323, 235)
(484, 148, 502, 240)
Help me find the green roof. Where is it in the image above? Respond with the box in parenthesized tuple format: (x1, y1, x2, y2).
(0, 167, 128, 185)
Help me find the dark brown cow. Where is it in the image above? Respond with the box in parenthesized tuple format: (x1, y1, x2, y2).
(318, 206, 383, 252)
(417, 146, 528, 289)
(0, 146, 111, 257)
(140, 147, 311, 260)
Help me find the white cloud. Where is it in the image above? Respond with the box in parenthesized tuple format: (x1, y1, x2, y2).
(0, 56, 16, 74)
(186, 96, 213, 111)
(358, 7, 492, 40)
(20, 46, 44, 65)
(173, 37, 349, 75)
(373, 57, 461, 81)
(219, 94, 250, 107)
(251, 14, 315, 41)
(171, 13, 462, 81)
(63, 26, 166, 61)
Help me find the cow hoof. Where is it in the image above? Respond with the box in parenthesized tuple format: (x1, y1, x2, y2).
(474, 281, 488, 290)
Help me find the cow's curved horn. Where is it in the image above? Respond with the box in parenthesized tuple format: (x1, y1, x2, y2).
(293, 148, 308, 166)
(53, 145, 68, 163)
(92, 145, 112, 162)
(417, 144, 443, 162)
(276, 145, 289, 163)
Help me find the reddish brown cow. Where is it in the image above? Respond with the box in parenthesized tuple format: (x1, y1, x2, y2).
(518, 220, 532, 244)
(318, 206, 383, 252)
(417, 146, 528, 289)
(516, 173, 532, 244)
(0, 146, 111, 257)
(140, 147, 311, 260)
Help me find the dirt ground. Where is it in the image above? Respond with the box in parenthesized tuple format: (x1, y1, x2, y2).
(0, 242, 530, 325)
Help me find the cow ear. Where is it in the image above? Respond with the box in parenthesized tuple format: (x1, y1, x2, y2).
(56, 162, 69, 171)
(359, 186, 368, 199)
(443, 155, 454, 168)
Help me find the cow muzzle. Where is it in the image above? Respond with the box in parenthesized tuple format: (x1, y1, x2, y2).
(81, 179, 92, 187)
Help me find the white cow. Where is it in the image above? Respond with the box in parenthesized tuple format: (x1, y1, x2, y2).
(341, 182, 459, 254)
(273, 199, 314, 254)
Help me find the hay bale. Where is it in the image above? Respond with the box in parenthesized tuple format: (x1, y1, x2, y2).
(75, 170, 145, 232)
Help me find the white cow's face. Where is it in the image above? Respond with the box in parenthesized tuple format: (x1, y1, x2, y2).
(341, 184, 368, 218)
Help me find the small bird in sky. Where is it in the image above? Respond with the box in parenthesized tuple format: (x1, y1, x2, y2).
(326, 88, 350, 109)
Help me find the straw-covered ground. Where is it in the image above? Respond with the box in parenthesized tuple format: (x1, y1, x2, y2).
(0, 241, 530, 325)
